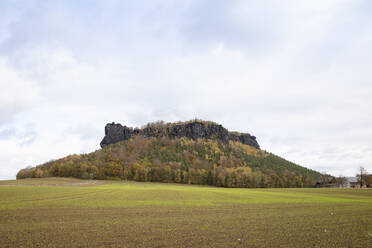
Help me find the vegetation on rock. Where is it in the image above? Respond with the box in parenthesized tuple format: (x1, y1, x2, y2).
(100, 119, 260, 149)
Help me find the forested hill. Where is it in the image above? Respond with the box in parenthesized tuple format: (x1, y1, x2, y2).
(17, 120, 321, 188)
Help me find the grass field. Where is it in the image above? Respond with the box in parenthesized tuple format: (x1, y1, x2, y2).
(1, 178, 372, 247)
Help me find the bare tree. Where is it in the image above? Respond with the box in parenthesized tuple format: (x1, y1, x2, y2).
(336, 175, 347, 188)
(319, 171, 329, 186)
(357, 166, 367, 187)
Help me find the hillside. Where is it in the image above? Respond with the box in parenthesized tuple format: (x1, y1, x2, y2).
(17, 120, 321, 187)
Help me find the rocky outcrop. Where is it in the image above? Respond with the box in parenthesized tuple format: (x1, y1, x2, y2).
(100, 123, 133, 147)
(100, 121, 260, 149)
(228, 133, 259, 148)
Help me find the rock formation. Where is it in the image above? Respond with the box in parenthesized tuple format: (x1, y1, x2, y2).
(100, 121, 260, 149)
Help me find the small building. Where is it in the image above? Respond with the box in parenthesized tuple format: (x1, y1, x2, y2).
(316, 177, 337, 188)
(345, 177, 359, 188)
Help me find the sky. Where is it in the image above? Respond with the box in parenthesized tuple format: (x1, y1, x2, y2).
(1, 0, 372, 179)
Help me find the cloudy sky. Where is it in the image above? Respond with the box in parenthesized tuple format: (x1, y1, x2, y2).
(1, 0, 372, 179)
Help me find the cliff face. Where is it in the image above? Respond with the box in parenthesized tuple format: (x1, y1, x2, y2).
(100, 121, 260, 149)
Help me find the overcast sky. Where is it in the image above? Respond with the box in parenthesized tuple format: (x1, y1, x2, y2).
(1, 0, 372, 179)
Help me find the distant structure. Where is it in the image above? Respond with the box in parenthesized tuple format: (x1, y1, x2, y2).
(345, 177, 359, 188)
(315, 176, 370, 188)
(316, 177, 337, 188)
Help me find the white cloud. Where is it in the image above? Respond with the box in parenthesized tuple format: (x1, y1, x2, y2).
(0, 59, 40, 124)
(0, 0, 372, 179)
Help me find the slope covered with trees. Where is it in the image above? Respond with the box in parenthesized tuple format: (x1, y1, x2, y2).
(17, 134, 321, 188)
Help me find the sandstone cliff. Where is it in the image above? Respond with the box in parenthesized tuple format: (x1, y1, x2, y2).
(100, 120, 260, 149)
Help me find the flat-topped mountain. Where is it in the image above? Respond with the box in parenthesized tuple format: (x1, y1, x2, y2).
(17, 119, 321, 188)
(100, 120, 260, 149)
